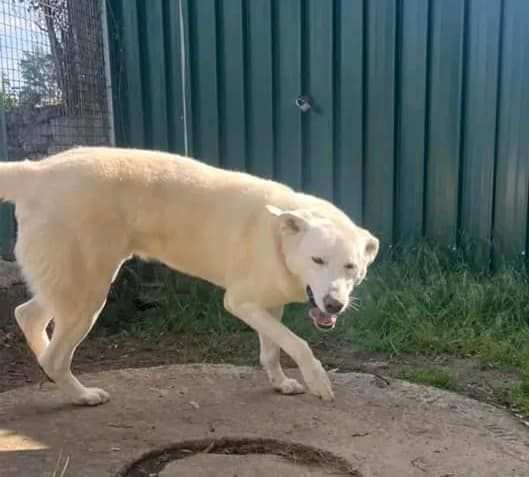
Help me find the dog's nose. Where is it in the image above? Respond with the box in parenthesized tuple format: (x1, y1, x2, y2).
(323, 295, 344, 314)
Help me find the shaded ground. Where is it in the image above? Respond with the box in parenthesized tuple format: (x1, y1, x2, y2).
(1, 365, 529, 477)
(129, 438, 358, 477)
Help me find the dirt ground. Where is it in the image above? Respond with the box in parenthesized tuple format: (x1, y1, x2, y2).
(0, 317, 522, 417)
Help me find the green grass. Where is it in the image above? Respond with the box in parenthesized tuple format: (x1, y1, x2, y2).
(345, 244, 529, 367)
(99, 243, 529, 414)
(398, 367, 457, 391)
(513, 372, 529, 417)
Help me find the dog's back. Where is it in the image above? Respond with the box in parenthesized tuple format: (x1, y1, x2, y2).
(1, 147, 295, 287)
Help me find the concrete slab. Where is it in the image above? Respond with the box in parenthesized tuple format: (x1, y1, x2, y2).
(0, 364, 528, 477)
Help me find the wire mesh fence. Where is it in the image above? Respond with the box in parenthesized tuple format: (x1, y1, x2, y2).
(0, 0, 112, 162)
(0, 0, 112, 258)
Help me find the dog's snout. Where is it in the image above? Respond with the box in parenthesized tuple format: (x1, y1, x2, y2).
(323, 295, 344, 314)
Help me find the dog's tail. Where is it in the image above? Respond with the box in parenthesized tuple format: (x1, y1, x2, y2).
(0, 160, 35, 203)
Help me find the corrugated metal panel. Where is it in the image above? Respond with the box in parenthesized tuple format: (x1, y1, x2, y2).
(246, 0, 275, 177)
(164, 0, 186, 154)
(460, 0, 502, 266)
(493, 0, 529, 263)
(218, 0, 247, 171)
(395, 0, 428, 243)
(189, 0, 220, 165)
(106, 0, 529, 265)
(275, 0, 302, 190)
(118, 0, 145, 148)
(425, 0, 465, 246)
(334, 0, 363, 224)
(363, 0, 396, 244)
(143, 0, 169, 151)
(304, 0, 334, 201)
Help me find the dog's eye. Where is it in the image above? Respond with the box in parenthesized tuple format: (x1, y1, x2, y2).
(345, 263, 356, 271)
(312, 256, 325, 265)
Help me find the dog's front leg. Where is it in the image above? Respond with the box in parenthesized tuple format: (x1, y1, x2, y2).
(225, 296, 334, 400)
(258, 306, 305, 395)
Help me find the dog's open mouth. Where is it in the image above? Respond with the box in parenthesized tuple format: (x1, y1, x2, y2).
(306, 286, 337, 331)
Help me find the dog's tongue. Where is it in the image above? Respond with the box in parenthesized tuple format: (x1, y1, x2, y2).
(309, 307, 337, 330)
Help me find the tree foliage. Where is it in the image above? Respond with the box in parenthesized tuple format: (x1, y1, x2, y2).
(18, 48, 59, 106)
(0, 77, 17, 111)
(17, 0, 105, 113)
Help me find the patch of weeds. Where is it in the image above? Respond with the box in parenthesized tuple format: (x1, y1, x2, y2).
(345, 243, 529, 370)
(100, 264, 245, 338)
(512, 368, 529, 417)
(399, 367, 457, 391)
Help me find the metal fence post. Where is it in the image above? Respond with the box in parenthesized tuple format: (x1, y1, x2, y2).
(0, 108, 15, 259)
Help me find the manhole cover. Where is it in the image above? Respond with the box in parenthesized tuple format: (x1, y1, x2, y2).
(117, 438, 361, 477)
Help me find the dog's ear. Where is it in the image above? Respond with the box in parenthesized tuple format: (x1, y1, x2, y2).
(364, 234, 380, 265)
(266, 205, 310, 235)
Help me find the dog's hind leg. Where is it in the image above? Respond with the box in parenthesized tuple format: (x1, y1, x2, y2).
(15, 213, 128, 405)
(26, 254, 119, 405)
(259, 307, 305, 395)
(38, 290, 110, 406)
(15, 297, 52, 359)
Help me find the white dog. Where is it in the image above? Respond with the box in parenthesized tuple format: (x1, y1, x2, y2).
(4, 147, 379, 405)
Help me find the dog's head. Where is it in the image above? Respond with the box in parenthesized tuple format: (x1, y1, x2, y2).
(267, 205, 379, 331)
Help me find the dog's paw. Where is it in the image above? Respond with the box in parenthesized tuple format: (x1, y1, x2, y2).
(302, 361, 335, 401)
(275, 378, 305, 395)
(73, 387, 110, 406)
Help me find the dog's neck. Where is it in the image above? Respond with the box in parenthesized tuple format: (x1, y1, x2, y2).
(270, 221, 306, 304)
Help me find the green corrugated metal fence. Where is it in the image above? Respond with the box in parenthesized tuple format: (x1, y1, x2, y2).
(107, 0, 529, 265)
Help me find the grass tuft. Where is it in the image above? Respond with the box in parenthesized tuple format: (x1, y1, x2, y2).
(346, 243, 529, 369)
(512, 371, 529, 417)
(398, 367, 456, 391)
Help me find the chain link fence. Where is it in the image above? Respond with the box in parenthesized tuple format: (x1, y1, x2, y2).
(0, 0, 112, 162)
